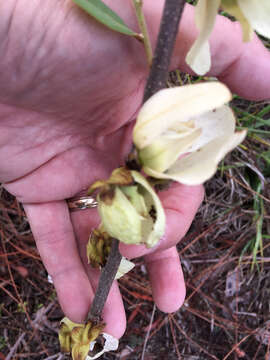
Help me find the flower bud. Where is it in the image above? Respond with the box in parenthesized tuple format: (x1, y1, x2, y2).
(89, 168, 165, 248)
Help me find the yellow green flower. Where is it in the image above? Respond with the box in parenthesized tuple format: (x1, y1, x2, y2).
(133, 82, 247, 185)
(186, 0, 270, 75)
(89, 167, 165, 248)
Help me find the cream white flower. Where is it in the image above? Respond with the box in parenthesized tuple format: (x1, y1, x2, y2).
(133, 82, 247, 186)
(186, 0, 270, 75)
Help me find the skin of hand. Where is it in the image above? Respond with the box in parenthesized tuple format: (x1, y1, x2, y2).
(0, 0, 269, 338)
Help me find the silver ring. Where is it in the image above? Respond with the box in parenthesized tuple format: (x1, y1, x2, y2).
(67, 196, 98, 211)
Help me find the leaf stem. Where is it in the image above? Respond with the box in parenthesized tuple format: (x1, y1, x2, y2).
(143, 0, 186, 102)
(132, 0, 153, 67)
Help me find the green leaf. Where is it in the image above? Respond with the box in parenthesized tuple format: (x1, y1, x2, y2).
(73, 0, 138, 36)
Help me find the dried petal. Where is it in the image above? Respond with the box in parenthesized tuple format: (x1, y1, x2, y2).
(115, 258, 135, 279)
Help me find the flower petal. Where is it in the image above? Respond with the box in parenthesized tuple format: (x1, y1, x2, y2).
(115, 257, 135, 279)
(237, 0, 270, 38)
(121, 185, 148, 216)
(61, 317, 84, 331)
(72, 343, 90, 360)
(59, 324, 72, 353)
(186, 0, 221, 75)
(86, 333, 119, 360)
(133, 82, 232, 149)
(131, 171, 166, 248)
(139, 127, 201, 172)
(98, 187, 143, 244)
(144, 130, 247, 185)
(191, 105, 236, 151)
(221, 0, 253, 42)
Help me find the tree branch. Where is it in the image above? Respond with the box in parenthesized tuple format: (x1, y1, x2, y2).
(87, 238, 122, 323)
(143, 0, 186, 102)
(88, 0, 186, 325)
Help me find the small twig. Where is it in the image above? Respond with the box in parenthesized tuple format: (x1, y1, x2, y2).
(141, 304, 156, 360)
(87, 238, 122, 323)
(6, 332, 26, 360)
(143, 0, 186, 102)
(133, 0, 153, 66)
(44, 354, 64, 360)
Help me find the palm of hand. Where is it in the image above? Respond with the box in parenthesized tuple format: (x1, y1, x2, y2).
(1, 1, 193, 337)
(2, 0, 268, 339)
(0, 0, 145, 196)
(0, 0, 151, 332)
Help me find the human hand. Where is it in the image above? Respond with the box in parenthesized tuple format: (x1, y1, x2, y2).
(0, 0, 269, 338)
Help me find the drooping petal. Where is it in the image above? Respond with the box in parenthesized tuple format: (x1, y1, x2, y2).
(191, 105, 236, 151)
(61, 317, 84, 330)
(186, 0, 221, 75)
(138, 127, 201, 172)
(72, 343, 90, 360)
(133, 82, 232, 149)
(237, 0, 270, 38)
(144, 131, 247, 185)
(59, 323, 72, 353)
(221, 0, 253, 41)
(131, 171, 166, 248)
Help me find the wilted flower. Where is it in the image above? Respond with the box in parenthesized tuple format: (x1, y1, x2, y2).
(186, 0, 270, 75)
(133, 82, 247, 185)
(86, 228, 112, 268)
(88, 167, 165, 248)
(86, 227, 135, 278)
(59, 317, 105, 360)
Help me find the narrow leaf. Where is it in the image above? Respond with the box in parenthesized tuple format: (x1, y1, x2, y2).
(73, 0, 138, 36)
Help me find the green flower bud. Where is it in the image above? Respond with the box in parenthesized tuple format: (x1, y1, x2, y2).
(89, 168, 165, 248)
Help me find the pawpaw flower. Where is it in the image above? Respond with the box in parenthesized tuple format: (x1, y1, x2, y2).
(59, 317, 105, 360)
(88, 167, 165, 248)
(186, 0, 270, 75)
(133, 82, 247, 185)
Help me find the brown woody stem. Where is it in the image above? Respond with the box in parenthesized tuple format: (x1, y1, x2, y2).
(87, 238, 122, 323)
(88, 0, 186, 324)
(143, 0, 186, 102)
